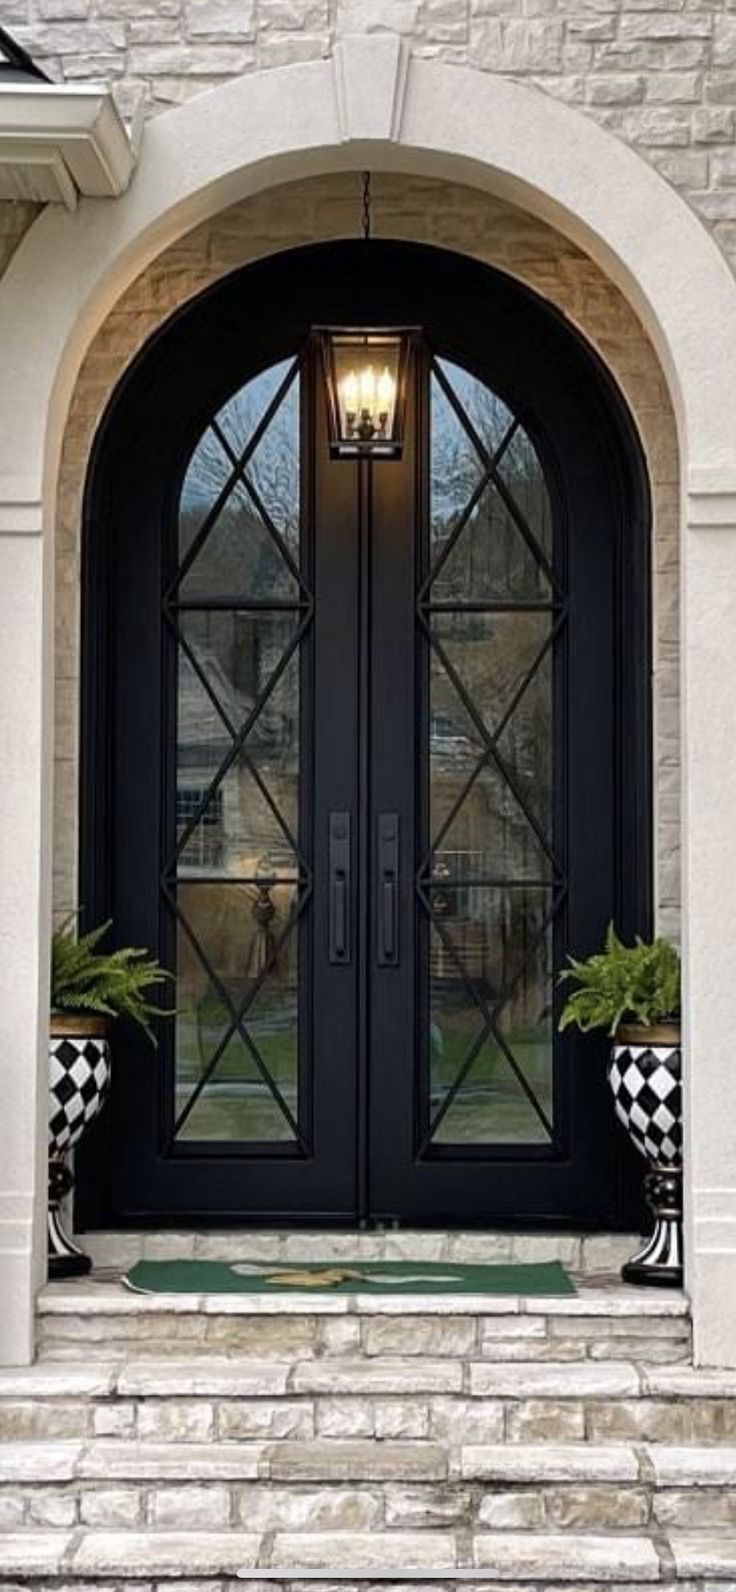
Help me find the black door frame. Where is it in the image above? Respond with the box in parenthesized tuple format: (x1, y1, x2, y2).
(77, 239, 652, 1231)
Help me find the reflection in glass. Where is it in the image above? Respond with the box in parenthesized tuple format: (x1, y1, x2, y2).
(171, 360, 304, 1144)
(428, 894, 554, 1145)
(424, 357, 557, 1148)
(175, 882, 299, 1142)
(178, 365, 300, 599)
(497, 424, 553, 559)
(431, 611, 552, 742)
(177, 613, 300, 879)
(432, 480, 551, 603)
(435, 358, 515, 457)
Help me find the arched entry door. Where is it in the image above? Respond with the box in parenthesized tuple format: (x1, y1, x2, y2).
(78, 240, 651, 1230)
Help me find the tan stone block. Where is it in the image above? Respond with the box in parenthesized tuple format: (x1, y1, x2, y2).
(235, 1484, 382, 1531)
(292, 1359, 462, 1394)
(469, 1361, 639, 1397)
(362, 1317, 477, 1357)
(72, 1532, 260, 1575)
(270, 1530, 456, 1570)
(119, 1359, 290, 1396)
(149, 1484, 231, 1528)
(27, 1490, 79, 1527)
(478, 1489, 544, 1527)
(80, 1487, 142, 1527)
(315, 1398, 375, 1438)
(654, 1487, 736, 1527)
(318, 1317, 362, 1354)
(137, 1400, 215, 1442)
(92, 1403, 137, 1438)
(506, 1399, 586, 1441)
(545, 1483, 650, 1529)
(375, 1399, 432, 1439)
(586, 1398, 693, 1443)
(0, 1495, 25, 1527)
(669, 1534, 736, 1576)
(265, 1440, 447, 1482)
(430, 1396, 505, 1443)
(473, 1531, 660, 1578)
(217, 1398, 314, 1441)
(204, 1315, 317, 1356)
(462, 1443, 638, 1483)
(0, 1534, 74, 1576)
(0, 1403, 90, 1441)
(384, 1483, 473, 1526)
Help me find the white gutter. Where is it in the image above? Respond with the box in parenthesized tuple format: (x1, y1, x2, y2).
(0, 82, 135, 207)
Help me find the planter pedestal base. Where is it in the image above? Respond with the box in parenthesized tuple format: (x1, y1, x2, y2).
(48, 1159, 91, 1280)
(622, 1167, 683, 1288)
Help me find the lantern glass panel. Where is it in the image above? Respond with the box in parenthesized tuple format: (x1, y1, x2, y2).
(329, 333, 404, 457)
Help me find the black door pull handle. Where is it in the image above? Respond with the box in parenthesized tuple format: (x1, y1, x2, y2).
(332, 872, 347, 959)
(377, 813, 400, 967)
(328, 812, 351, 964)
(382, 878, 395, 960)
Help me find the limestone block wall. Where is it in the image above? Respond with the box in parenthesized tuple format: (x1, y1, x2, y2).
(7, 0, 736, 271)
(51, 171, 680, 937)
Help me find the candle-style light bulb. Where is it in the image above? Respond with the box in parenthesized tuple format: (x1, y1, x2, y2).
(360, 364, 376, 410)
(342, 370, 359, 412)
(377, 365, 395, 410)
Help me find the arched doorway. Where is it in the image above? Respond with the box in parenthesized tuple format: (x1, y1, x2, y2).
(78, 239, 651, 1230)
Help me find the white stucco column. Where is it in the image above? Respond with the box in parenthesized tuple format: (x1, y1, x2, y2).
(0, 486, 53, 1364)
(682, 473, 736, 1367)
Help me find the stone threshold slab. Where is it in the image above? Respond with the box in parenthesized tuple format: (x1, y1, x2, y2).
(37, 1279, 689, 1318)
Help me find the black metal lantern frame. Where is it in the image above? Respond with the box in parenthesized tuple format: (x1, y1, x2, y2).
(316, 327, 418, 460)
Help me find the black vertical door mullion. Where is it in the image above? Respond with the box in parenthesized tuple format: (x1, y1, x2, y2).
(309, 345, 361, 1216)
(366, 363, 420, 1220)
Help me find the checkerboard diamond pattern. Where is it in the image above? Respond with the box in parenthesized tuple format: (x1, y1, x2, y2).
(49, 1037, 110, 1155)
(609, 1041, 681, 1166)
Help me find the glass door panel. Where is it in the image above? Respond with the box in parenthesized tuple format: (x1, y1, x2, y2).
(165, 358, 309, 1148)
(419, 355, 562, 1153)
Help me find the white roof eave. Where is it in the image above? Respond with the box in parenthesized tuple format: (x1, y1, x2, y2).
(0, 81, 135, 206)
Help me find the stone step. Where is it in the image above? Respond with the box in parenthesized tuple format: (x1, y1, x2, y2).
(5, 1526, 736, 1580)
(35, 1279, 692, 1364)
(6, 1355, 736, 1447)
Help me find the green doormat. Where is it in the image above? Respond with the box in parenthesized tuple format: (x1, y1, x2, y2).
(124, 1258, 575, 1297)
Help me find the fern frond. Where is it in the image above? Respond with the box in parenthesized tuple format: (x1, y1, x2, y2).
(51, 914, 174, 1048)
(557, 927, 680, 1038)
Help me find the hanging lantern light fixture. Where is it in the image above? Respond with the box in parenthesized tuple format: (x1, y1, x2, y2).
(315, 174, 417, 460)
(318, 327, 414, 459)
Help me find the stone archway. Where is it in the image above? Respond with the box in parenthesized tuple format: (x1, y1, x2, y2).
(1, 36, 735, 1364)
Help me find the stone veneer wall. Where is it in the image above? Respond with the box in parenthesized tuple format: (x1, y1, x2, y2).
(52, 171, 679, 936)
(7, 0, 736, 268)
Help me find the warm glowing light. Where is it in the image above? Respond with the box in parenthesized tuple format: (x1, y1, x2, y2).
(342, 370, 359, 412)
(320, 328, 413, 457)
(377, 365, 395, 408)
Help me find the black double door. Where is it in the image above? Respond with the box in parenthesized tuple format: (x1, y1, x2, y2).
(79, 241, 650, 1231)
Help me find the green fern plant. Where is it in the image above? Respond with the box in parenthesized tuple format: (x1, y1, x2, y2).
(51, 916, 174, 1046)
(558, 923, 680, 1038)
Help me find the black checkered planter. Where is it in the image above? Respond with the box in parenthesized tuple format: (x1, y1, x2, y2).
(608, 1025, 682, 1287)
(48, 1019, 110, 1279)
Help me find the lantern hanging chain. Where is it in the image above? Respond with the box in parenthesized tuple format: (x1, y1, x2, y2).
(361, 170, 371, 241)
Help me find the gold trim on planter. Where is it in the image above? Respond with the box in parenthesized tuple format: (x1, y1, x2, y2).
(616, 1022, 680, 1047)
(50, 1012, 109, 1040)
